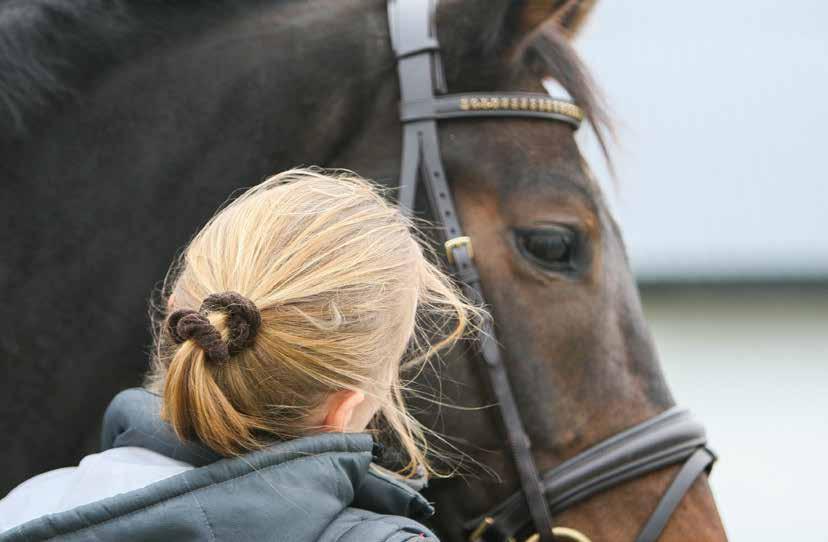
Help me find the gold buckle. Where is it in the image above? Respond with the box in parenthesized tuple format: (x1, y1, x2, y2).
(468, 517, 516, 542)
(526, 527, 592, 542)
(468, 517, 493, 542)
(444, 236, 473, 266)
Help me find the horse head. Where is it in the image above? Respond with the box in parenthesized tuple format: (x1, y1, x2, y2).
(339, 1, 728, 540)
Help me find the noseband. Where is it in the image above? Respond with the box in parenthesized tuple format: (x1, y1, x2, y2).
(387, 1, 716, 541)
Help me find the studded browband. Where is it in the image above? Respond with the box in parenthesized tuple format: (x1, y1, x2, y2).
(400, 93, 583, 126)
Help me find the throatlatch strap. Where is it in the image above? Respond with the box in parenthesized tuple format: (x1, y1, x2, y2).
(635, 447, 716, 542)
(388, 1, 555, 540)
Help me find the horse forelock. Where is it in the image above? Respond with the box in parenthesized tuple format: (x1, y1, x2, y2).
(510, 20, 615, 175)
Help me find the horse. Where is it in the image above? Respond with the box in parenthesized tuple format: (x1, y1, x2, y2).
(0, 0, 727, 540)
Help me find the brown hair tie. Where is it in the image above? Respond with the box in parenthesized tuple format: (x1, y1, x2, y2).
(167, 291, 261, 364)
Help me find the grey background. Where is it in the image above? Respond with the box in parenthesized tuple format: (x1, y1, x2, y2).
(577, 0, 828, 282)
(573, 1, 828, 539)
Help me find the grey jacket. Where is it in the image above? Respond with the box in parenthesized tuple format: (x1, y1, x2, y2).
(1, 389, 438, 541)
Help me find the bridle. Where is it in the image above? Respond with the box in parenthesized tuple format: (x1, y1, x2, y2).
(386, 1, 717, 542)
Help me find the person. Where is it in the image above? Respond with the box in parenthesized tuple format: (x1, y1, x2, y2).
(0, 168, 480, 541)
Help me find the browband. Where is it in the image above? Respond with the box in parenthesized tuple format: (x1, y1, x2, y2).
(400, 93, 583, 127)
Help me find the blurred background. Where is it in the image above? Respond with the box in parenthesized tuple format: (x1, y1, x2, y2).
(576, 1, 828, 539)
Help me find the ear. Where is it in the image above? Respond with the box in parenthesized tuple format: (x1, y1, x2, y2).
(437, 0, 599, 72)
(323, 390, 366, 433)
(442, 0, 599, 50)
(515, 0, 599, 39)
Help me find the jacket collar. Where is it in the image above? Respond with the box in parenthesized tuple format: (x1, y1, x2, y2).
(101, 388, 222, 466)
(100, 388, 433, 519)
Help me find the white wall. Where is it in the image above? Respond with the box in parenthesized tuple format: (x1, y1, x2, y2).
(576, 1, 828, 281)
(641, 287, 828, 539)
(570, 6, 828, 536)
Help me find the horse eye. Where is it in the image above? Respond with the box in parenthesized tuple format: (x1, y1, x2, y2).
(515, 228, 576, 269)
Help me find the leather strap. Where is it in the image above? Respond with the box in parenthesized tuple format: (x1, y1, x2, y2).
(635, 448, 716, 542)
(400, 93, 582, 126)
(388, 1, 555, 540)
(466, 408, 714, 541)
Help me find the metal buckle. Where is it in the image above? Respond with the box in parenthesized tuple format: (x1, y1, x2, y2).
(444, 236, 473, 266)
(526, 528, 592, 542)
(470, 519, 591, 542)
(468, 517, 493, 542)
(468, 517, 516, 542)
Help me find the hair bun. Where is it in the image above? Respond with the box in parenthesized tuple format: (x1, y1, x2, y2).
(167, 291, 261, 364)
(201, 292, 262, 355)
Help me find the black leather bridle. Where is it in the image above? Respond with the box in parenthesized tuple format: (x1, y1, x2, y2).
(387, 1, 717, 542)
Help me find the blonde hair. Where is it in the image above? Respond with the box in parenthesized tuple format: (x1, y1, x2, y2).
(146, 168, 479, 475)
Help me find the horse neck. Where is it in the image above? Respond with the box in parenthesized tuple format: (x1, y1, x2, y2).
(0, 0, 394, 493)
(6, 0, 390, 171)
(0, 1, 252, 142)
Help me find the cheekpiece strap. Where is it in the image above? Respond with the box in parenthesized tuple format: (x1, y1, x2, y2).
(387, 1, 558, 541)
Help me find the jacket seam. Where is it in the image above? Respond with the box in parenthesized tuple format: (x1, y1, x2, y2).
(332, 514, 364, 542)
(183, 476, 216, 542)
(36, 450, 371, 541)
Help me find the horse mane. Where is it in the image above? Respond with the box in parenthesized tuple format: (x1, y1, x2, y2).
(0, 0, 614, 165)
(0, 0, 267, 139)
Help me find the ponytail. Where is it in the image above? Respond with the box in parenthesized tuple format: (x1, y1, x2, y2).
(161, 294, 267, 456)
